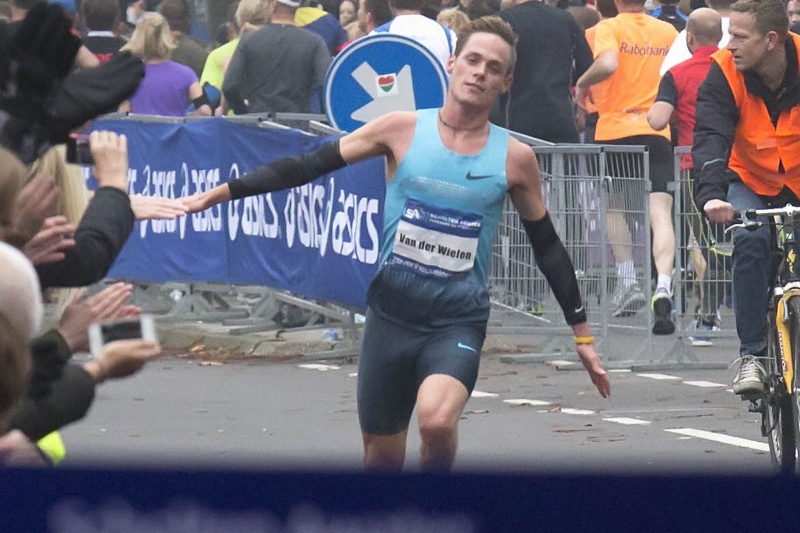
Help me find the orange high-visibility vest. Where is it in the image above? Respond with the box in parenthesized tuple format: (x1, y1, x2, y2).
(713, 33, 800, 197)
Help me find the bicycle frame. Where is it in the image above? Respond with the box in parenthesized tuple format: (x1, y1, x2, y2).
(766, 207, 800, 395)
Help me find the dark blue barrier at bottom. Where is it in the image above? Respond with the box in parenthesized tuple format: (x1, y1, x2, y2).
(0, 467, 797, 531)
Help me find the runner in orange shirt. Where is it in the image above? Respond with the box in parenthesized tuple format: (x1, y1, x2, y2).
(575, 0, 678, 335)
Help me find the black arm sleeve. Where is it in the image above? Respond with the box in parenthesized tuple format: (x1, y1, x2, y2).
(12, 363, 95, 441)
(228, 140, 347, 200)
(36, 187, 135, 289)
(522, 213, 587, 325)
(692, 63, 740, 211)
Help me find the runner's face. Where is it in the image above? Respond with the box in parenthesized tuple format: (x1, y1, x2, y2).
(727, 12, 770, 72)
(447, 32, 513, 106)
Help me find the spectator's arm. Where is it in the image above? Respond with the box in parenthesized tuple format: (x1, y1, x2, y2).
(576, 49, 617, 89)
(571, 18, 594, 83)
(692, 62, 739, 211)
(311, 40, 332, 113)
(12, 363, 95, 441)
(647, 72, 678, 131)
(222, 41, 248, 115)
(35, 188, 134, 288)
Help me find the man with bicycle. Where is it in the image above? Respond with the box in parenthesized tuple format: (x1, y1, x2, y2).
(693, 0, 800, 394)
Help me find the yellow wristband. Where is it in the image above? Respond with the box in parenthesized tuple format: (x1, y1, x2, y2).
(574, 336, 595, 345)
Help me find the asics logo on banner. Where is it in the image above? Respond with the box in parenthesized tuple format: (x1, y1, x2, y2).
(457, 342, 477, 353)
(404, 207, 421, 220)
(466, 171, 492, 181)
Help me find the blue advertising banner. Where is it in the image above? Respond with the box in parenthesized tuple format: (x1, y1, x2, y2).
(324, 34, 449, 133)
(87, 118, 385, 309)
(0, 467, 798, 532)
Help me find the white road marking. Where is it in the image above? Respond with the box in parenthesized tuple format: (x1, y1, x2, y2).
(546, 360, 578, 369)
(682, 380, 728, 388)
(298, 364, 340, 371)
(637, 373, 681, 381)
(558, 408, 596, 416)
(609, 369, 632, 373)
(471, 390, 499, 398)
(504, 399, 552, 406)
(665, 428, 769, 452)
(603, 417, 651, 426)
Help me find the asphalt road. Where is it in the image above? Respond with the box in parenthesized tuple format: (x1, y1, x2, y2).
(59, 341, 778, 476)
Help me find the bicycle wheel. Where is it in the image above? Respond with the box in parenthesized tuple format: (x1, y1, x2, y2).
(766, 305, 796, 473)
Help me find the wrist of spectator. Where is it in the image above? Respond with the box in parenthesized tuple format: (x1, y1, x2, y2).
(83, 359, 108, 384)
(93, 171, 128, 192)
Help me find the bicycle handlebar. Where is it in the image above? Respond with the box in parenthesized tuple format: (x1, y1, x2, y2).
(725, 204, 800, 234)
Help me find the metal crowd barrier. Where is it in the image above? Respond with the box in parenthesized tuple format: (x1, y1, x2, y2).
(97, 112, 725, 367)
(489, 143, 654, 365)
(662, 146, 734, 369)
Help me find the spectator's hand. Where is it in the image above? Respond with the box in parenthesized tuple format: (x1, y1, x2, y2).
(704, 199, 735, 224)
(90, 130, 128, 192)
(89, 338, 161, 382)
(575, 107, 586, 134)
(130, 194, 188, 220)
(0, 430, 49, 466)
(576, 344, 610, 398)
(11, 174, 59, 242)
(57, 282, 134, 352)
(574, 85, 593, 113)
(22, 215, 75, 265)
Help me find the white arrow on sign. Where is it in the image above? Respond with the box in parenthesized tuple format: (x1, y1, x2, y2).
(350, 63, 416, 124)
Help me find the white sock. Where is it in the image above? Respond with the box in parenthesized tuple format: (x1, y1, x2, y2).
(657, 274, 671, 295)
(617, 261, 636, 288)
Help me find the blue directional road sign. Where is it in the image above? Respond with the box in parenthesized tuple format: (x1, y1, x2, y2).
(324, 34, 449, 133)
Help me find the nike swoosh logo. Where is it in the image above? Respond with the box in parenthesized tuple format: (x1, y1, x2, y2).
(574, 306, 584, 314)
(466, 171, 492, 180)
(457, 342, 478, 353)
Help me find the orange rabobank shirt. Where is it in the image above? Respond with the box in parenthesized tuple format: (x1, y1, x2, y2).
(592, 13, 678, 141)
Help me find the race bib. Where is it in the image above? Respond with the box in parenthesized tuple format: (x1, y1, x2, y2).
(387, 199, 482, 279)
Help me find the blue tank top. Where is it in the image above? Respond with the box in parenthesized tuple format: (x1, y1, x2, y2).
(368, 108, 509, 327)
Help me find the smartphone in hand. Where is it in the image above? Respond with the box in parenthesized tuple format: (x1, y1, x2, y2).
(66, 133, 93, 166)
(88, 315, 156, 357)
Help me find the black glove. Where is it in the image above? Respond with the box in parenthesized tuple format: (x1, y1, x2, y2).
(0, 4, 80, 121)
(0, 5, 80, 162)
(47, 51, 145, 143)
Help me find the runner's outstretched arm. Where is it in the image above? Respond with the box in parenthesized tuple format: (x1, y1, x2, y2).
(507, 139, 610, 398)
(183, 112, 410, 214)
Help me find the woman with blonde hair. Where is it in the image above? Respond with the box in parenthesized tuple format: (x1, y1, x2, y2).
(437, 7, 470, 34)
(119, 12, 212, 117)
